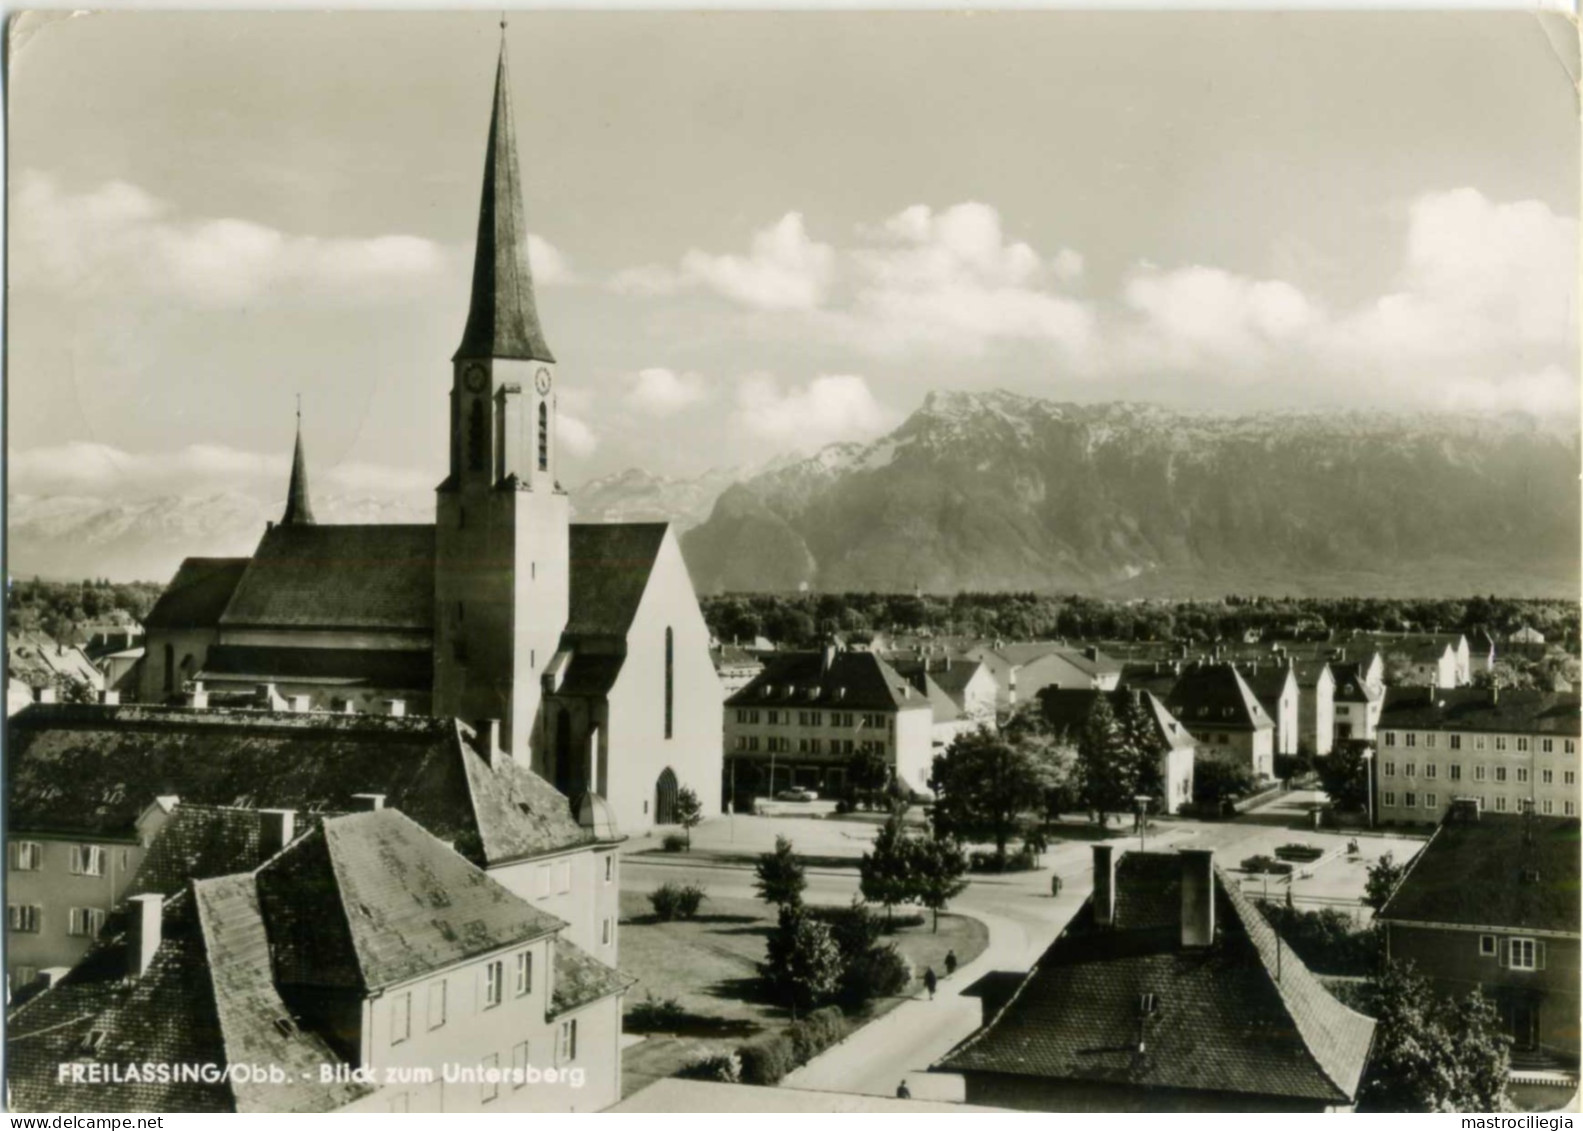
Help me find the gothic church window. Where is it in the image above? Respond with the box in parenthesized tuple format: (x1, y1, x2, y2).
(468, 400, 487, 472)
(665, 627, 675, 739)
(537, 402, 549, 472)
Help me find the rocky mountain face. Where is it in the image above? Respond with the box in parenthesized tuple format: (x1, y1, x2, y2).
(679, 390, 1582, 598)
(568, 466, 741, 531)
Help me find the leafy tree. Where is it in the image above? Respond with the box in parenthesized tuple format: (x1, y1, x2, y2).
(1192, 752, 1256, 810)
(930, 726, 1053, 863)
(1318, 739, 1374, 813)
(858, 812, 916, 926)
(673, 786, 703, 850)
(912, 835, 969, 932)
(846, 746, 890, 807)
(1364, 851, 1410, 911)
(754, 835, 806, 911)
(1358, 961, 1511, 1112)
(1074, 696, 1136, 825)
(760, 908, 843, 1014)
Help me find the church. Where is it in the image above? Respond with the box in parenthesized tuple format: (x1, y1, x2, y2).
(137, 41, 723, 836)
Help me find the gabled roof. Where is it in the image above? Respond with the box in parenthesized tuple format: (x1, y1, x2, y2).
(1378, 687, 1580, 736)
(936, 852, 1375, 1105)
(1330, 665, 1382, 704)
(1239, 663, 1299, 714)
(129, 804, 324, 898)
(258, 810, 565, 993)
(726, 650, 930, 713)
(142, 559, 252, 630)
(198, 644, 432, 690)
(551, 935, 636, 1017)
(1377, 813, 1580, 935)
(1164, 664, 1273, 733)
(220, 524, 435, 632)
(453, 43, 555, 364)
(565, 523, 669, 638)
(1040, 689, 1197, 752)
(7, 705, 589, 867)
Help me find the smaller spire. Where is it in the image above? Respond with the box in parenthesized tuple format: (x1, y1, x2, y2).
(281, 400, 317, 526)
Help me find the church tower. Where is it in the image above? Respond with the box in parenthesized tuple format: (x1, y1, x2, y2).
(433, 37, 570, 765)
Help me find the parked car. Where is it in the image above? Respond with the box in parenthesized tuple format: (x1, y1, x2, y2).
(775, 787, 819, 802)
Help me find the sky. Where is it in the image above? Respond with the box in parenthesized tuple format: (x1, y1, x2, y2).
(7, 9, 1579, 506)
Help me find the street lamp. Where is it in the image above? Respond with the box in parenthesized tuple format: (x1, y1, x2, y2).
(1360, 748, 1374, 830)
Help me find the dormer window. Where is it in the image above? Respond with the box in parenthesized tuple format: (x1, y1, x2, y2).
(80, 1031, 108, 1056)
(1137, 992, 1158, 1016)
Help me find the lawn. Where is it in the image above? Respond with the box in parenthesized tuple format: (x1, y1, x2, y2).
(616, 891, 988, 1097)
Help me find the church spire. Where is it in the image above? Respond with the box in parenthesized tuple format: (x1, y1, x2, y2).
(453, 38, 556, 364)
(281, 399, 316, 526)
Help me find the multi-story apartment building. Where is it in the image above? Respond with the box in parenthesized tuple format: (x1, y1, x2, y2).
(1330, 663, 1384, 744)
(1292, 660, 1336, 757)
(723, 645, 933, 805)
(1242, 662, 1300, 757)
(1164, 663, 1275, 781)
(1374, 688, 1581, 826)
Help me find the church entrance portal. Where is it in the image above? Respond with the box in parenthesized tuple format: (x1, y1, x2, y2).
(655, 767, 678, 825)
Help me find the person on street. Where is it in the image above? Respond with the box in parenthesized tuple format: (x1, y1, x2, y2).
(897, 1080, 912, 1100)
(923, 966, 937, 1000)
(944, 949, 958, 977)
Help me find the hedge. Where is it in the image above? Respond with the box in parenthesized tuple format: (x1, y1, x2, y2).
(736, 1005, 849, 1085)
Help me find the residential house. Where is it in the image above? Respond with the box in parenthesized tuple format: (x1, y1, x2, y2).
(1040, 689, 1197, 814)
(7, 631, 105, 699)
(1357, 632, 1470, 688)
(965, 642, 1122, 709)
(6, 704, 623, 990)
(723, 644, 933, 804)
(1240, 661, 1300, 758)
(711, 645, 765, 697)
(1331, 664, 1385, 744)
(888, 654, 998, 727)
(1374, 687, 1581, 826)
(1163, 663, 1275, 780)
(6, 809, 629, 1113)
(935, 846, 1375, 1111)
(1377, 803, 1578, 1106)
(1291, 660, 1336, 757)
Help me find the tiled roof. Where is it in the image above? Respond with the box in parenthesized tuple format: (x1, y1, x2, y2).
(1330, 665, 1382, 704)
(726, 650, 930, 714)
(7, 631, 103, 688)
(565, 523, 669, 638)
(456, 725, 602, 861)
(550, 935, 635, 1017)
(1164, 664, 1273, 733)
(1378, 687, 1580, 737)
(129, 804, 312, 897)
(259, 810, 566, 993)
(141, 558, 250, 630)
(1354, 633, 1462, 665)
(7, 705, 589, 867)
(219, 524, 435, 631)
(1239, 664, 1298, 715)
(556, 651, 627, 698)
(198, 643, 432, 689)
(1040, 689, 1197, 752)
(1377, 813, 1580, 934)
(889, 657, 988, 709)
(936, 852, 1375, 1105)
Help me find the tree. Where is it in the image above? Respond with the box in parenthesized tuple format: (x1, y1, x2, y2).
(673, 786, 703, 850)
(1364, 851, 1410, 911)
(858, 813, 916, 927)
(754, 835, 806, 911)
(1319, 739, 1374, 813)
(930, 726, 1053, 863)
(912, 835, 969, 932)
(1358, 961, 1510, 1112)
(1074, 697, 1135, 825)
(760, 908, 843, 1014)
(1192, 751, 1256, 810)
(846, 746, 890, 807)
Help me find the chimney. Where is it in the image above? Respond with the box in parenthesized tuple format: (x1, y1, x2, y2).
(475, 718, 502, 766)
(38, 966, 71, 989)
(1489, 686, 1499, 705)
(1449, 797, 1481, 823)
(384, 698, 407, 717)
(98, 689, 120, 706)
(258, 808, 297, 857)
(289, 694, 311, 713)
(1179, 849, 1216, 948)
(125, 893, 164, 978)
(1092, 844, 1116, 927)
(350, 793, 386, 812)
(186, 680, 208, 709)
(820, 641, 837, 676)
(342, 700, 357, 714)
(35, 686, 57, 705)
(258, 682, 278, 704)
(1084, 645, 1099, 661)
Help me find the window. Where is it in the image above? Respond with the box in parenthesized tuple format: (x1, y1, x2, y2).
(602, 917, 613, 947)
(1567, 740, 1577, 755)
(1450, 734, 1462, 750)
(1480, 935, 1497, 957)
(810, 712, 823, 727)
(1216, 734, 1229, 746)
(1425, 734, 1437, 749)
(664, 627, 674, 740)
(1516, 768, 1529, 784)
(68, 845, 104, 877)
(1509, 938, 1538, 971)
(1425, 763, 1437, 779)
(481, 1052, 501, 1104)
(1449, 764, 1462, 781)
(1516, 737, 1530, 752)
(605, 855, 614, 883)
(67, 907, 105, 938)
(1495, 796, 1508, 812)
(1567, 771, 1577, 786)
(1475, 765, 1487, 781)
(512, 1042, 530, 1089)
(8, 905, 41, 933)
(468, 399, 487, 472)
(810, 739, 823, 755)
(1475, 736, 1487, 751)
(428, 979, 447, 1030)
(1403, 762, 1416, 778)
(1383, 732, 1396, 747)
(1567, 801, 1577, 817)
(1383, 791, 1396, 807)
(10, 842, 41, 871)
(1542, 738, 1554, 753)
(1424, 793, 1437, 809)
(391, 992, 411, 1044)
(1405, 733, 1417, 748)
(515, 951, 533, 997)
(1383, 762, 1396, 777)
(485, 960, 504, 1008)
(735, 709, 746, 724)
(536, 865, 552, 896)
(1403, 792, 1417, 808)
(1495, 767, 1507, 783)
(1542, 799, 1555, 814)
(537, 402, 549, 472)
(1542, 769, 1554, 784)
(558, 1019, 578, 1063)
(1495, 737, 1508, 752)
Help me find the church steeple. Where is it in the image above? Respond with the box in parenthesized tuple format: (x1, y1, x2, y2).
(281, 402, 316, 526)
(453, 38, 555, 364)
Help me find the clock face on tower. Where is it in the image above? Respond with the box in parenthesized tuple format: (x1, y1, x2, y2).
(535, 368, 553, 395)
(463, 364, 488, 393)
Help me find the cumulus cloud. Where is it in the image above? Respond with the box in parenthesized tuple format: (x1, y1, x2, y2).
(1440, 365, 1579, 417)
(610, 212, 835, 311)
(627, 367, 709, 415)
(556, 413, 598, 457)
(1120, 264, 1320, 375)
(733, 374, 899, 450)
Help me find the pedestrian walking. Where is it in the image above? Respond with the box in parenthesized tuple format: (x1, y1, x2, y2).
(897, 1079, 912, 1100)
(923, 966, 937, 1000)
(944, 949, 958, 977)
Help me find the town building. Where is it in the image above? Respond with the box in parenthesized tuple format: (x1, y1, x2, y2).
(1356, 632, 1471, 688)
(1290, 659, 1336, 757)
(711, 645, 765, 696)
(1376, 803, 1578, 1106)
(1373, 687, 1581, 826)
(6, 703, 623, 991)
(964, 642, 1122, 710)
(1240, 661, 1300, 758)
(7, 631, 104, 700)
(1330, 663, 1384, 744)
(6, 808, 628, 1113)
(1040, 689, 1197, 814)
(133, 42, 721, 836)
(1163, 663, 1275, 780)
(935, 846, 1375, 1111)
(722, 644, 933, 805)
